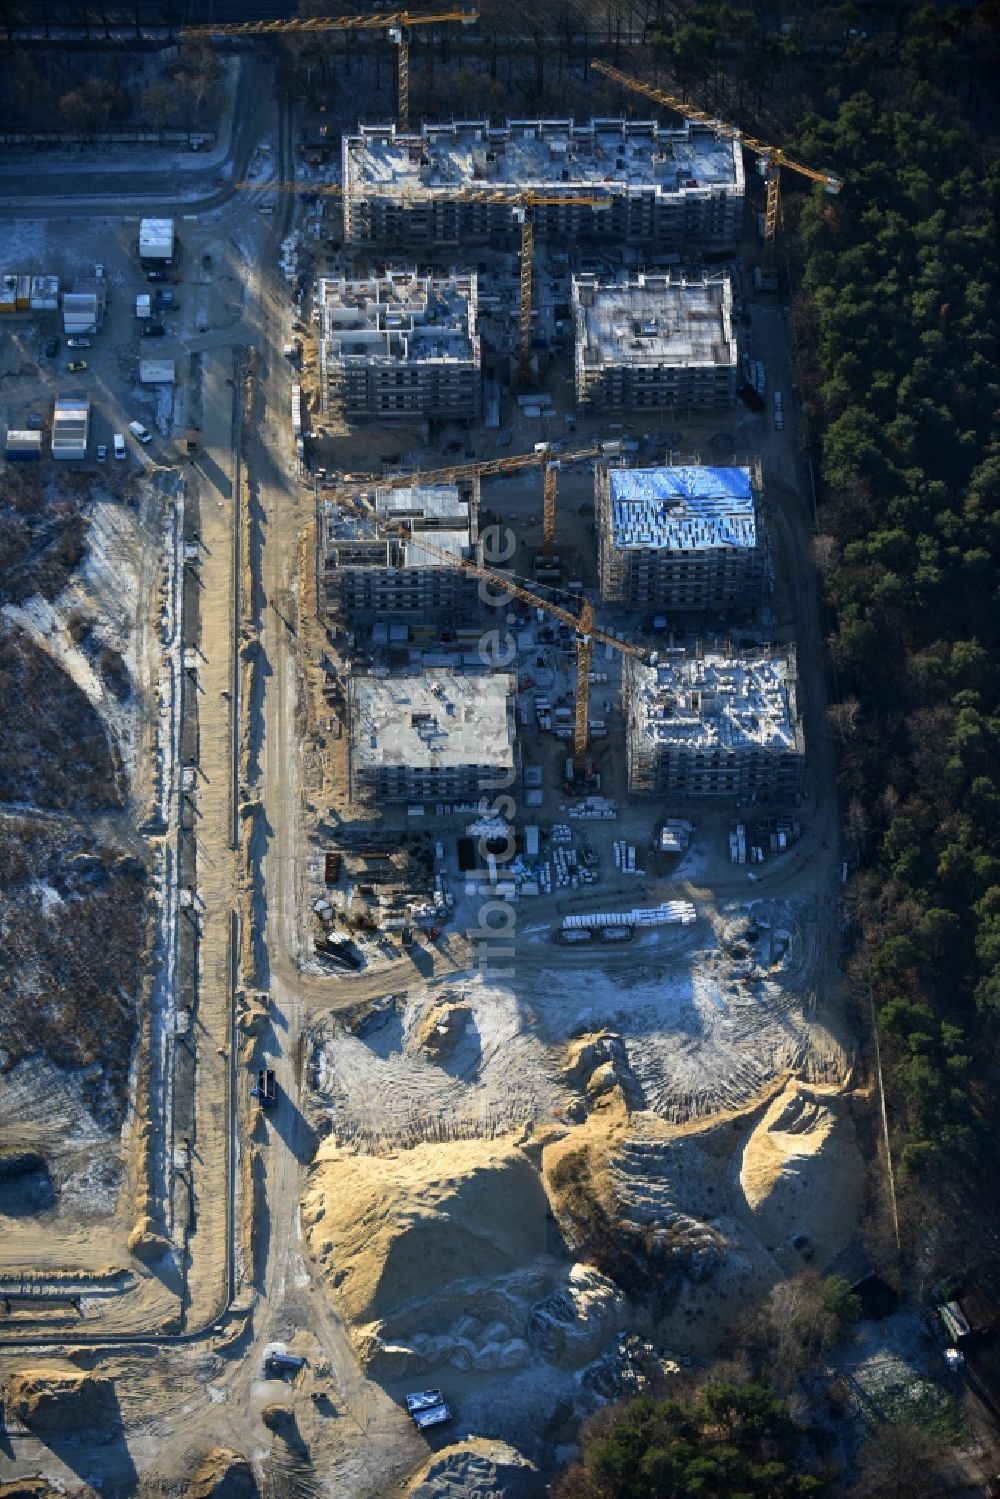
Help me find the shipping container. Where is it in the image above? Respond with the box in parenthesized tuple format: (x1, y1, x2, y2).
(4, 429, 43, 461)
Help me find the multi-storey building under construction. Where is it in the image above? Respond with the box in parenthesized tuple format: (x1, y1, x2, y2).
(597, 461, 768, 613)
(323, 479, 480, 622)
(317, 271, 481, 423)
(625, 647, 804, 801)
(348, 669, 517, 804)
(573, 273, 739, 414)
(342, 118, 745, 250)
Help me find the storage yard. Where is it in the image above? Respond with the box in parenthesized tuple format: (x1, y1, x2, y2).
(0, 29, 867, 1499)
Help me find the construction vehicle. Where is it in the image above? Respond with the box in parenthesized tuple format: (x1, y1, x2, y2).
(386, 533, 652, 774)
(185, 8, 478, 132)
(592, 60, 843, 273)
(342, 437, 623, 557)
(250, 1066, 276, 1107)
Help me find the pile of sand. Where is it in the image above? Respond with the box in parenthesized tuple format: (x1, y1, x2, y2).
(4, 1367, 116, 1432)
(408, 1438, 540, 1498)
(187, 1449, 258, 1499)
(415, 1002, 470, 1062)
(740, 1082, 862, 1259)
(303, 1134, 552, 1335)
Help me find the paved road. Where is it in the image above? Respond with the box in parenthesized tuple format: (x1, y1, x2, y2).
(0, 54, 269, 215)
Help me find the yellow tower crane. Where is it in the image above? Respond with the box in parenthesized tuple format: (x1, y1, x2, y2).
(439, 188, 612, 384)
(592, 60, 842, 270)
(184, 7, 479, 131)
(378, 529, 649, 772)
(342, 437, 623, 555)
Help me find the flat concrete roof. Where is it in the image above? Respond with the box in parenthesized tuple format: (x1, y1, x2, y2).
(609, 465, 756, 551)
(375, 483, 468, 523)
(345, 118, 742, 198)
(352, 670, 515, 771)
(319, 273, 478, 366)
(631, 651, 800, 755)
(575, 274, 737, 370)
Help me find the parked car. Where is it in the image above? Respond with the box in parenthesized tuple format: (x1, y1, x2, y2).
(113, 433, 127, 459)
(96, 443, 107, 463)
(67, 359, 88, 372)
(141, 323, 166, 338)
(129, 421, 152, 444)
(146, 269, 169, 283)
(44, 339, 59, 358)
(67, 337, 91, 349)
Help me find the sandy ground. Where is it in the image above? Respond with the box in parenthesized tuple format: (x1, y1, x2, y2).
(0, 52, 873, 1499)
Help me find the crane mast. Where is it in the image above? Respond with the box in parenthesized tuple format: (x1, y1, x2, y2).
(379, 531, 646, 772)
(591, 60, 842, 270)
(184, 8, 478, 131)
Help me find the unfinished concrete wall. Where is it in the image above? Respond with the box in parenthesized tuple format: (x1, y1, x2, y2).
(342, 118, 744, 250)
(625, 647, 803, 801)
(573, 274, 738, 414)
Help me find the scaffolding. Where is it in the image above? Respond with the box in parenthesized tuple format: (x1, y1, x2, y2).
(597, 459, 768, 612)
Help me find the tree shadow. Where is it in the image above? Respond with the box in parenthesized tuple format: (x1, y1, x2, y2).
(268, 1085, 319, 1168)
(246, 799, 274, 990)
(193, 450, 232, 498)
(245, 637, 272, 787)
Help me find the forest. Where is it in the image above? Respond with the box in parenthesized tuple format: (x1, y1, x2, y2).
(785, 4, 1000, 1254)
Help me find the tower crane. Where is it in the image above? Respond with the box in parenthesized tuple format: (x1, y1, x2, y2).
(342, 437, 624, 556)
(435, 188, 612, 384)
(592, 60, 842, 270)
(380, 530, 650, 773)
(183, 8, 479, 131)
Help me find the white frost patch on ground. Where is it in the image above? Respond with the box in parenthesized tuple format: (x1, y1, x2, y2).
(312, 976, 568, 1150)
(313, 900, 848, 1146)
(30, 880, 64, 913)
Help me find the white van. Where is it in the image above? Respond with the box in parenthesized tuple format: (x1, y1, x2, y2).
(113, 432, 127, 460)
(128, 420, 152, 444)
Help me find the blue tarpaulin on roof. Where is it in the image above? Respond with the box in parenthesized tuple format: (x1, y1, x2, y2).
(608, 465, 756, 551)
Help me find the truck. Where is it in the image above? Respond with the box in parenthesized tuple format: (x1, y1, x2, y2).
(264, 1349, 305, 1377)
(250, 1066, 276, 1107)
(405, 1390, 452, 1431)
(138, 217, 176, 268)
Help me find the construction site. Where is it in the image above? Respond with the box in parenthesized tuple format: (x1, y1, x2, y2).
(571, 272, 740, 411)
(341, 115, 745, 248)
(0, 19, 885, 1499)
(317, 271, 482, 422)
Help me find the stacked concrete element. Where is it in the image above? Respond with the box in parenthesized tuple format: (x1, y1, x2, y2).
(624, 648, 803, 801)
(324, 478, 481, 621)
(597, 462, 768, 612)
(572, 274, 738, 413)
(51, 394, 90, 460)
(348, 669, 517, 804)
(318, 271, 482, 423)
(342, 118, 744, 249)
